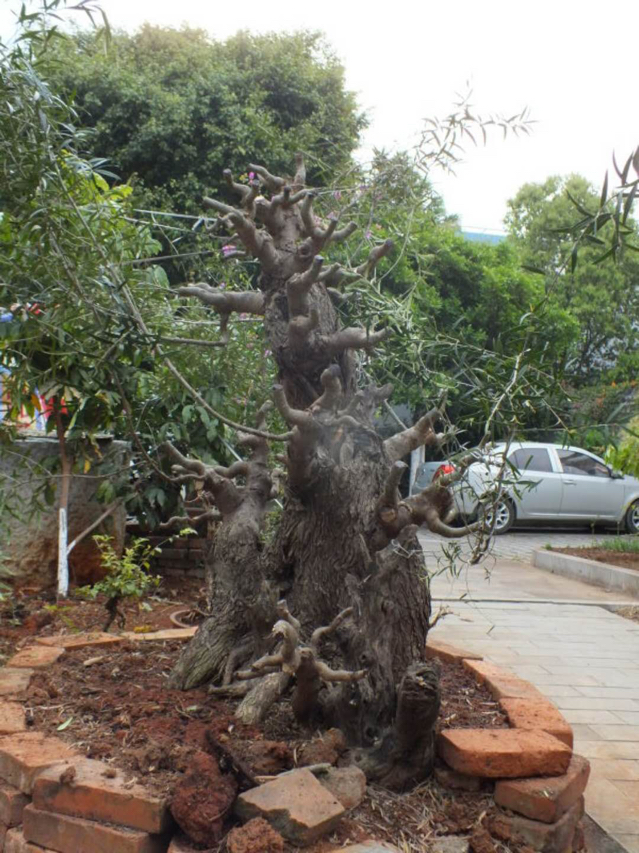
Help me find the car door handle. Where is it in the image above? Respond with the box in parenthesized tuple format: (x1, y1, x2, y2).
(563, 479, 576, 485)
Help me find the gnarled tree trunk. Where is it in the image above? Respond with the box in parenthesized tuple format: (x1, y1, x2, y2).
(166, 157, 474, 785)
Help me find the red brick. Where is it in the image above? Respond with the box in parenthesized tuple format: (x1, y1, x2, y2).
(438, 729, 572, 778)
(494, 754, 590, 824)
(6, 647, 64, 670)
(0, 702, 26, 735)
(235, 768, 344, 845)
(496, 796, 584, 853)
(23, 804, 169, 853)
(33, 758, 172, 833)
(462, 660, 545, 701)
(35, 634, 124, 651)
(426, 639, 483, 665)
(4, 826, 51, 853)
(121, 628, 196, 643)
(499, 697, 573, 748)
(0, 669, 34, 699)
(0, 782, 30, 826)
(0, 732, 77, 793)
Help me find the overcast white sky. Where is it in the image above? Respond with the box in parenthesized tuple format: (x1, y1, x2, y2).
(3, 0, 638, 232)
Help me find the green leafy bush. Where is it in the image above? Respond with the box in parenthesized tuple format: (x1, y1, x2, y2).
(76, 535, 160, 632)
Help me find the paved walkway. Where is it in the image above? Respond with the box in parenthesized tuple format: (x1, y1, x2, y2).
(419, 526, 623, 565)
(423, 539, 639, 852)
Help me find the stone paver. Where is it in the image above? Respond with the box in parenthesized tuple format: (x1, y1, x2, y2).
(426, 530, 639, 852)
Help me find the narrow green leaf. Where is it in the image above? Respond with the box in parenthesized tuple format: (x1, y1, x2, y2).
(599, 171, 608, 208)
(57, 717, 73, 731)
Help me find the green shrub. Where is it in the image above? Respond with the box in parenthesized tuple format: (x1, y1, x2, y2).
(76, 535, 160, 632)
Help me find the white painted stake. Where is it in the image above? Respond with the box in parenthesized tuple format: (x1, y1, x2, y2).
(57, 507, 69, 598)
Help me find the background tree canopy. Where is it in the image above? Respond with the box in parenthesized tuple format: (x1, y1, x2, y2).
(45, 25, 365, 213)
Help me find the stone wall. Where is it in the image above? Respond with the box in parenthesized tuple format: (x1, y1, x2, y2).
(0, 437, 129, 585)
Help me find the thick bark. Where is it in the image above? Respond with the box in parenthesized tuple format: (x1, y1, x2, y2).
(170, 157, 449, 786)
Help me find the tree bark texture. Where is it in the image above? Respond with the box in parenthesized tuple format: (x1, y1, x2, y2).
(166, 158, 472, 784)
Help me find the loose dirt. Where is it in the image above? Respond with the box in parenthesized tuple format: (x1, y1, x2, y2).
(554, 546, 639, 572)
(2, 579, 537, 852)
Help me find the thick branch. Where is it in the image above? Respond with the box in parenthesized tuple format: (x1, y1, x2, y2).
(214, 461, 250, 480)
(319, 263, 360, 288)
(384, 406, 446, 463)
(223, 170, 260, 215)
(158, 509, 221, 531)
(357, 239, 394, 278)
(203, 196, 241, 217)
(330, 221, 357, 244)
(324, 326, 392, 355)
(248, 163, 285, 192)
(289, 307, 320, 348)
(227, 211, 278, 270)
(273, 385, 316, 431)
(286, 256, 324, 317)
(177, 284, 264, 316)
(293, 152, 306, 188)
(310, 365, 343, 414)
(310, 606, 353, 654)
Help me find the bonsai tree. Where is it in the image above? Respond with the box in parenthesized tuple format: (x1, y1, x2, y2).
(164, 155, 476, 788)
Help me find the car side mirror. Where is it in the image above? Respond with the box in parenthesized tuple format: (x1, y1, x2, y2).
(610, 469, 625, 479)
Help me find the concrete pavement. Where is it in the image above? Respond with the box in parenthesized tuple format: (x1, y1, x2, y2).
(422, 531, 639, 852)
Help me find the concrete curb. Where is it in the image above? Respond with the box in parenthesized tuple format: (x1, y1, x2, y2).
(532, 548, 639, 598)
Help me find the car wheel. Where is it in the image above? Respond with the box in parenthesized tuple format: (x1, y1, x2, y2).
(625, 501, 639, 535)
(483, 498, 515, 535)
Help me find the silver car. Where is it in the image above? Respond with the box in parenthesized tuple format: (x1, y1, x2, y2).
(412, 442, 639, 535)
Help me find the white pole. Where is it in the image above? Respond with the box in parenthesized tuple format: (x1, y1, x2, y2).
(57, 507, 69, 598)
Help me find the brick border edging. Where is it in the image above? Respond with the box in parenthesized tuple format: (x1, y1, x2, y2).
(0, 627, 198, 853)
(0, 630, 587, 853)
(533, 547, 639, 597)
(427, 638, 590, 850)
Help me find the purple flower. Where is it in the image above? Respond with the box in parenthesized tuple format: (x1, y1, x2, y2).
(222, 244, 236, 257)
(219, 281, 227, 290)
(333, 190, 342, 200)
(264, 349, 272, 357)
(248, 172, 256, 180)
(365, 230, 372, 240)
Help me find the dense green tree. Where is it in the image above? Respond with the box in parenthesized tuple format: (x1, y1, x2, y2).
(45, 25, 365, 213)
(505, 174, 639, 382)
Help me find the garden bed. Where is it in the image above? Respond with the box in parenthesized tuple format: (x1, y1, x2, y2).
(0, 581, 538, 852)
(553, 546, 639, 573)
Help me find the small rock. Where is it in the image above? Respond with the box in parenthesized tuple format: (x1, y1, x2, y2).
(435, 766, 492, 793)
(317, 766, 366, 809)
(299, 729, 347, 766)
(245, 740, 293, 776)
(171, 751, 237, 846)
(433, 837, 470, 853)
(227, 817, 285, 853)
(235, 767, 344, 846)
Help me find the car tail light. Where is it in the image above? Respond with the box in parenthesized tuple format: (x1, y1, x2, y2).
(434, 463, 456, 480)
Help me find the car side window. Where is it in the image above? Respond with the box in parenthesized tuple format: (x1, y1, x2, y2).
(557, 450, 609, 478)
(509, 448, 553, 472)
